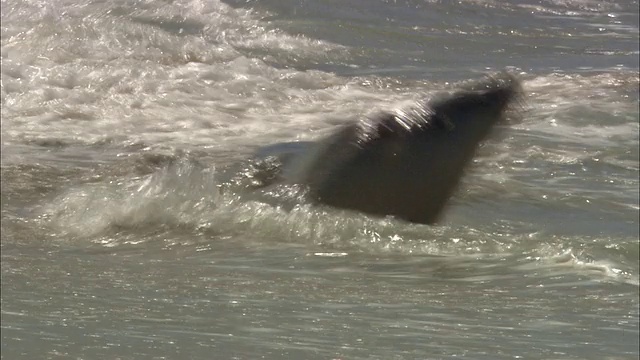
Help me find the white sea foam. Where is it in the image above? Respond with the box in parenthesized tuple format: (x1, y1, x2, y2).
(0, 0, 358, 151)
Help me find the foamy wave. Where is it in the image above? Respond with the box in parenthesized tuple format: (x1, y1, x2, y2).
(518, 248, 639, 285)
(0, 0, 354, 150)
(33, 152, 637, 285)
(40, 159, 220, 239)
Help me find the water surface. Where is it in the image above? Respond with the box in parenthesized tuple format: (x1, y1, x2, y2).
(1, 0, 638, 358)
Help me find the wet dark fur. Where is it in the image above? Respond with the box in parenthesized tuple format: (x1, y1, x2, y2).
(225, 72, 524, 224)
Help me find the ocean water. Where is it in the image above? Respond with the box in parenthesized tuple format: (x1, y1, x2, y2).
(1, 0, 638, 359)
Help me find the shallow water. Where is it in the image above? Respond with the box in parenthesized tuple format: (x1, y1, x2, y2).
(1, 0, 639, 359)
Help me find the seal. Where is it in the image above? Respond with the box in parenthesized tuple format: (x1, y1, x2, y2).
(230, 72, 523, 225)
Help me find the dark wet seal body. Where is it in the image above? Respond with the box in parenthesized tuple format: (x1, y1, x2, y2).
(231, 72, 524, 225)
